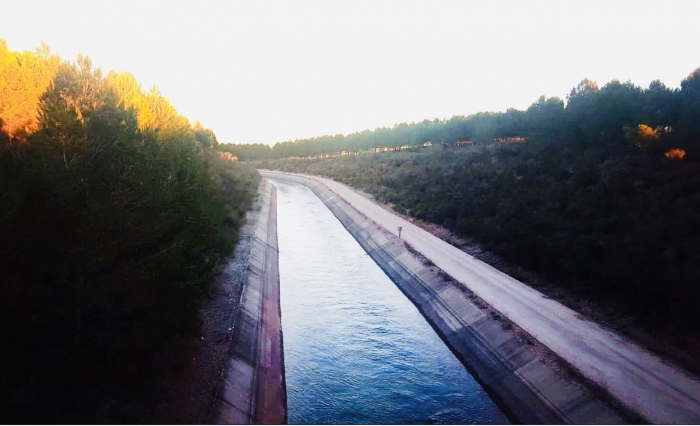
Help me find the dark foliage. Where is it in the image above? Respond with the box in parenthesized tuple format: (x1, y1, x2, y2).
(0, 57, 259, 423)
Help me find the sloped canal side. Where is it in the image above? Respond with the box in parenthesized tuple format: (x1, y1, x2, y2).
(272, 180, 507, 424)
(215, 179, 286, 424)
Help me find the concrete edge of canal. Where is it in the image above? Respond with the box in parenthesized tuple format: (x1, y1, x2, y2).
(261, 170, 634, 425)
(215, 179, 287, 425)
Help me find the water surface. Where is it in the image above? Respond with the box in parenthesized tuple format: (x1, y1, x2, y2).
(272, 180, 507, 424)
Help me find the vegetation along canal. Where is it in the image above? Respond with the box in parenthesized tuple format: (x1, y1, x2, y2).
(271, 179, 507, 424)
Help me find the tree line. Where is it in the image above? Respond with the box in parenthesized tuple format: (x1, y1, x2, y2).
(261, 67, 700, 338)
(219, 69, 700, 161)
(0, 40, 259, 422)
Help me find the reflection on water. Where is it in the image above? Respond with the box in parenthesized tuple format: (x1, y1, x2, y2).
(272, 180, 507, 425)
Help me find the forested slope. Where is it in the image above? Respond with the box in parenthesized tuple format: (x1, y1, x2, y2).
(260, 68, 700, 335)
(0, 41, 259, 422)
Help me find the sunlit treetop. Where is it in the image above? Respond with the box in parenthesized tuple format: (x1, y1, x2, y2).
(0, 39, 217, 144)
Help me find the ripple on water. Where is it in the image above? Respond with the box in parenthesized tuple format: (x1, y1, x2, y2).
(272, 180, 507, 425)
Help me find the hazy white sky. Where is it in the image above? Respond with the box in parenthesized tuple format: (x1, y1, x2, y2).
(2, 0, 699, 145)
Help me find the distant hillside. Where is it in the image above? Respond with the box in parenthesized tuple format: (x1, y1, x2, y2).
(260, 67, 700, 336)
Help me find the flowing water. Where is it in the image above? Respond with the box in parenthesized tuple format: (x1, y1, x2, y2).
(272, 180, 507, 424)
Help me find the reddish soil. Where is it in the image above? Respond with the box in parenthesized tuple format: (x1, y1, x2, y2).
(149, 233, 252, 424)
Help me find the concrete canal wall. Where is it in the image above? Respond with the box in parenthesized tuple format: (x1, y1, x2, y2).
(261, 170, 630, 425)
(216, 179, 286, 424)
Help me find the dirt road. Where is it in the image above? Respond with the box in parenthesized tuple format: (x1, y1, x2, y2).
(261, 170, 700, 424)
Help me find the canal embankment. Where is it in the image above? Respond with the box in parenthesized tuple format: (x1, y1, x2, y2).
(215, 179, 286, 424)
(259, 170, 670, 424)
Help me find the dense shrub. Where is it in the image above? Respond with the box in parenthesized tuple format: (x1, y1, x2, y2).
(263, 132, 700, 331)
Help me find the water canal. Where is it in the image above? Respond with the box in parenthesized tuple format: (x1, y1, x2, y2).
(271, 179, 507, 424)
